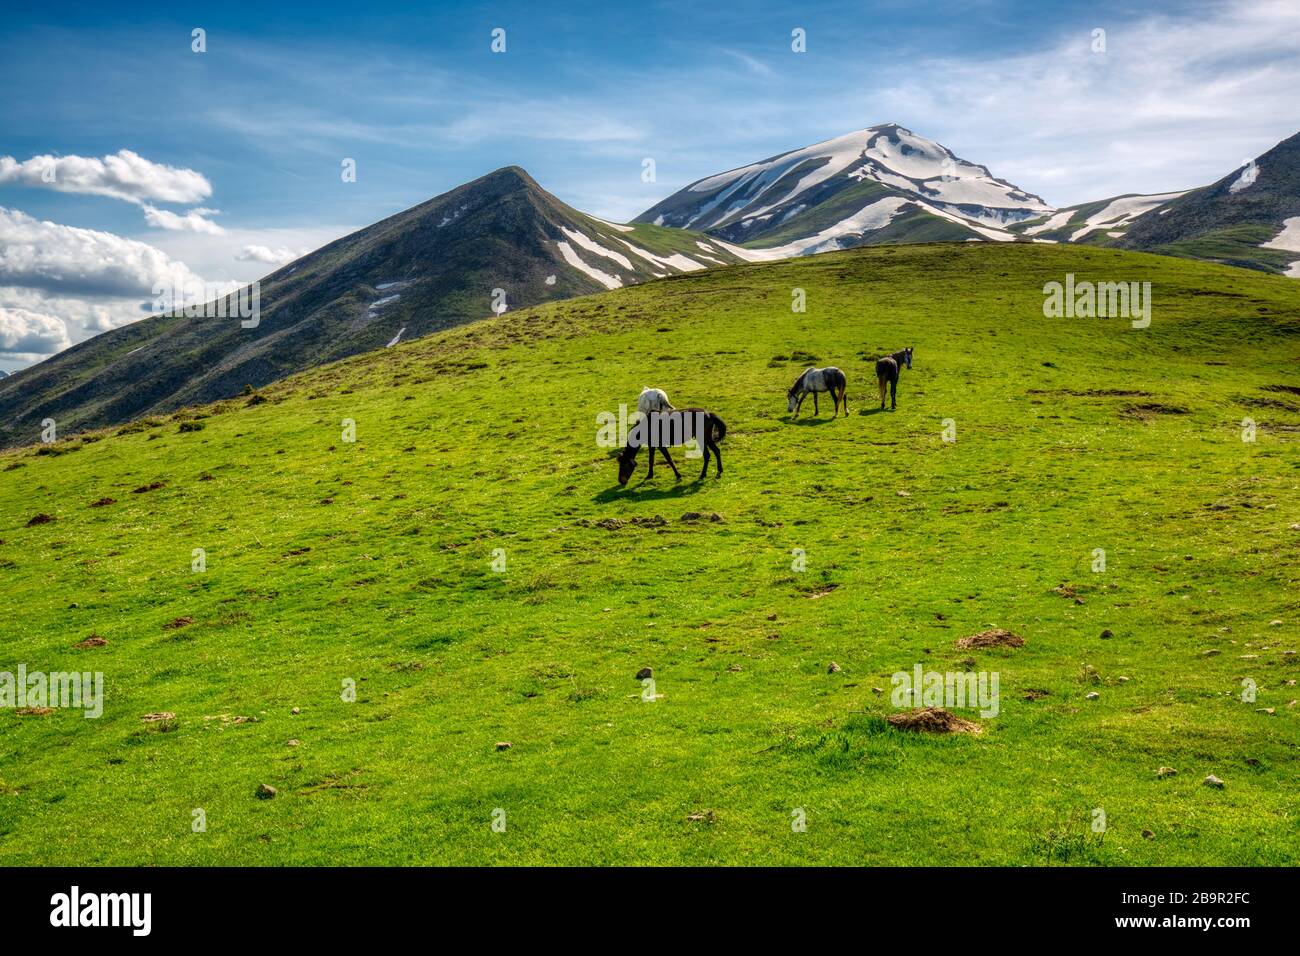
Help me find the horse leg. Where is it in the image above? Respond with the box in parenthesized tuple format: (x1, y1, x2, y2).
(659, 446, 682, 480)
(794, 393, 805, 418)
(710, 438, 722, 477)
(813, 391, 819, 416)
(841, 387, 848, 415)
(890, 376, 897, 410)
(878, 375, 887, 409)
(647, 446, 656, 479)
(698, 443, 710, 480)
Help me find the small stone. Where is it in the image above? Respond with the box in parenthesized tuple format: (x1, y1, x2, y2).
(635, 667, 653, 680)
(1157, 766, 1177, 777)
(1268, 619, 1283, 626)
(709, 512, 723, 522)
(494, 741, 512, 751)
(256, 784, 277, 799)
(1085, 691, 1100, 700)
(1203, 774, 1225, 789)
(1257, 707, 1276, 715)
(827, 662, 841, 673)
(871, 687, 883, 694)
(726, 664, 743, 672)
(1141, 829, 1155, 840)
(766, 614, 777, 621)
(1100, 629, 1113, 639)
(291, 707, 300, 715)
(1117, 676, 1130, 683)
(1201, 649, 1221, 657)
(896, 490, 911, 497)
(287, 739, 300, 747)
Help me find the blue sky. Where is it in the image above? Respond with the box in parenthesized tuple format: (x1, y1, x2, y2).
(2, 0, 1299, 369)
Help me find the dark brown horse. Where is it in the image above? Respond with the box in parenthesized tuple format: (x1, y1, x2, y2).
(875, 347, 913, 410)
(617, 408, 726, 485)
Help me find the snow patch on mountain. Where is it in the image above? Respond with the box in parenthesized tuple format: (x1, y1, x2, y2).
(1068, 192, 1186, 242)
(1262, 216, 1300, 276)
(745, 196, 911, 259)
(1228, 162, 1259, 194)
(560, 227, 634, 270)
(555, 241, 622, 289)
(1024, 210, 1075, 236)
(615, 239, 706, 272)
(1261, 216, 1300, 252)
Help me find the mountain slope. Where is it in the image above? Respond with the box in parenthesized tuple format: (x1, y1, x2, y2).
(2, 243, 1297, 865)
(1009, 191, 1187, 245)
(0, 167, 741, 447)
(1114, 131, 1300, 275)
(636, 124, 1052, 255)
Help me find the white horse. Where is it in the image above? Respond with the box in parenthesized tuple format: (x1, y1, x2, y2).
(787, 367, 848, 418)
(638, 386, 674, 417)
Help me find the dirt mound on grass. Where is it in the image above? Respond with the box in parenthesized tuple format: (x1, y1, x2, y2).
(887, 707, 982, 734)
(955, 629, 1025, 650)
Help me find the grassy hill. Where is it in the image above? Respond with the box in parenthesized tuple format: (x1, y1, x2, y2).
(1, 243, 1297, 865)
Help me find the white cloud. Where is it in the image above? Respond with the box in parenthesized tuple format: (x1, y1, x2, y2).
(0, 149, 213, 205)
(859, 0, 1300, 205)
(0, 206, 208, 298)
(0, 306, 71, 357)
(143, 205, 226, 234)
(0, 207, 230, 368)
(236, 244, 306, 264)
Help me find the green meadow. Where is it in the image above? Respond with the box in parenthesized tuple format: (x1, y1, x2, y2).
(1, 242, 1297, 865)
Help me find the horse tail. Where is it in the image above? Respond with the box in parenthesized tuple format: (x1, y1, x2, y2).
(711, 414, 727, 443)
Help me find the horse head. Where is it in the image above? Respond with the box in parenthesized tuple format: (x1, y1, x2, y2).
(787, 368, 811, 412)
(616, 445, 639, 486)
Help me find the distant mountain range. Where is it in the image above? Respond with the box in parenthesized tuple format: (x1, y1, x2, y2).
(3, 125, 1297, 447)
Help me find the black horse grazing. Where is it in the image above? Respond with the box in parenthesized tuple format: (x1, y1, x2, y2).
(875, 347, 913, 410)
(787, 366, 848, 418)
(617, 408, 726, 485)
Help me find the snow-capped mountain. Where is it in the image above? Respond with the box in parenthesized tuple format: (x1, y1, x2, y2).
(0, 167, 742, 446)
(636, 124, 1053, 256)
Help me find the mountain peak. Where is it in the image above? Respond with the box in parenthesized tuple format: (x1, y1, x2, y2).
(634, 125, 1050, 251)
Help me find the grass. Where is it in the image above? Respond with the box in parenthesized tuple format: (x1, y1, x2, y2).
(1, 242, 1298, 865)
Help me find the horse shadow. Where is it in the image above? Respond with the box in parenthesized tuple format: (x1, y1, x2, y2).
(593, 478, 712, 503)
(785, 416, 837, 426)
(859, 407, 892, 416)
